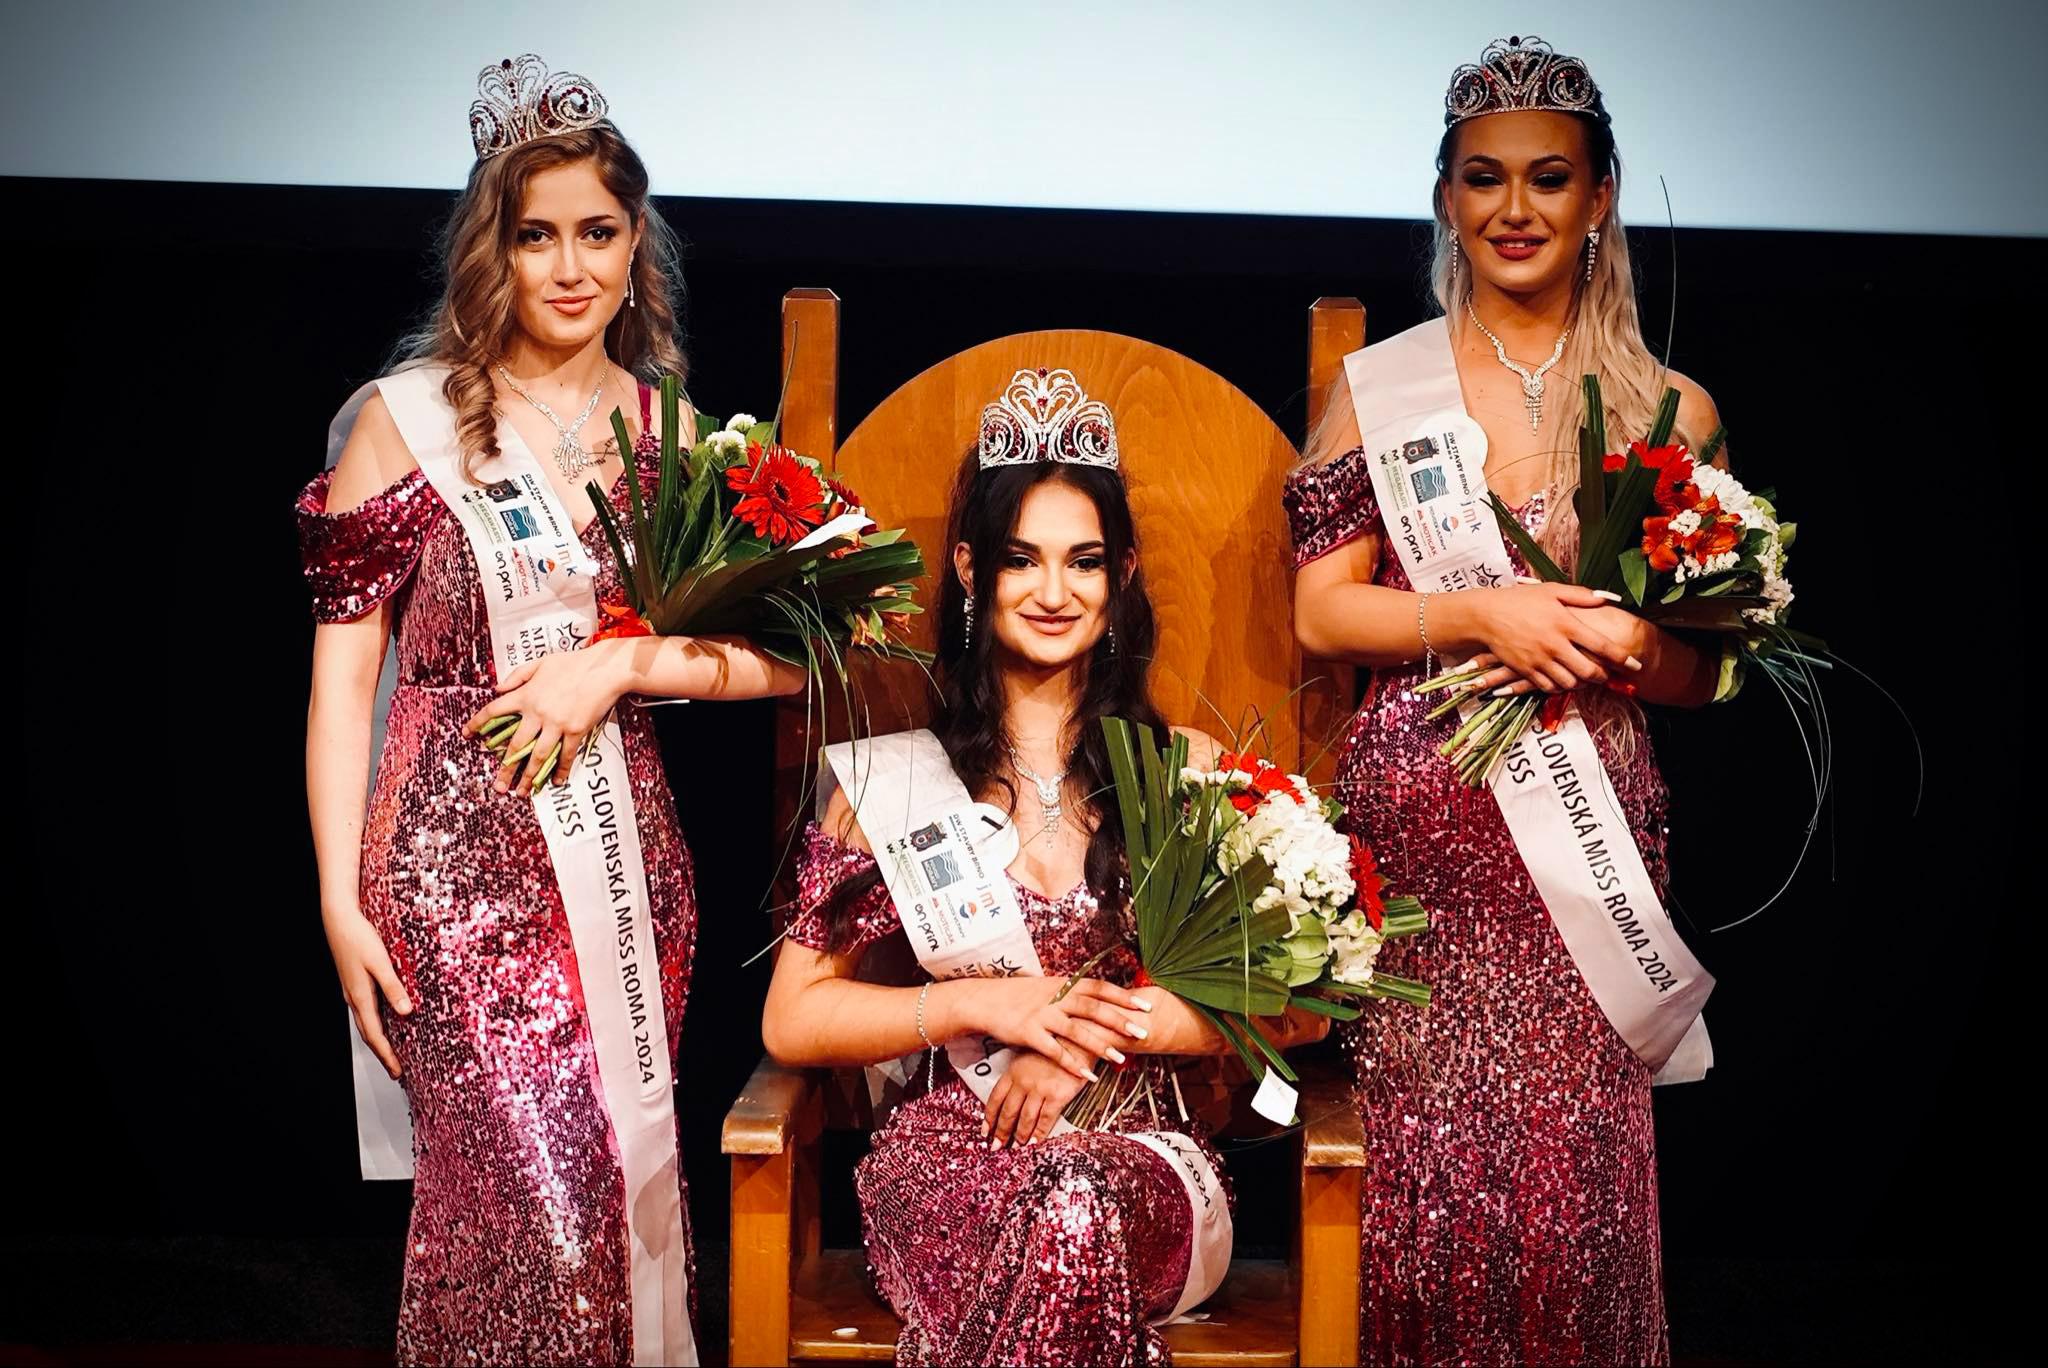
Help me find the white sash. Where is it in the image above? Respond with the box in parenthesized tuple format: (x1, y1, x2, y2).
(377, 367, 696, 1366)
(818, 731, 1232, 1319)
(1344, 321, 1713, 1084)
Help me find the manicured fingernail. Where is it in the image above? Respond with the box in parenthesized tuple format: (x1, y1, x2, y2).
(1126, 1023, 1149, 1039)
(1083, 1071, 1099, 1083)
(1132, 998, 1153, 1012)
(1106, 1048, 1126, 1065)
(988, 1138, 999, 1150)
(1492, 686, 1515, 697)
(1625, 656, 1643, 671)
(1595, 590, 1623, 602)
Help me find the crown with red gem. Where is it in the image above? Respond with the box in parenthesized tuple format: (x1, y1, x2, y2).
(469, 54, 611, 160)
(1444, 35, 1603, 126)
(979, 368, 1120, 471)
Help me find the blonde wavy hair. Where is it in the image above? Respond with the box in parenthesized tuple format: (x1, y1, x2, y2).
(1428, 108, 1688, 566)
(1310, 106, 1688, 570)
(396, 123, 686, 481)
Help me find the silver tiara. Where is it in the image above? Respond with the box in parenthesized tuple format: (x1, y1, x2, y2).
(978, 368, 1120, 470)
(1445, 35, 1601, 126)
(469, 54, 610, 160)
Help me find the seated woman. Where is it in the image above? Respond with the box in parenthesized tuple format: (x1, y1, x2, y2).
(763, 367, 1325, 1367)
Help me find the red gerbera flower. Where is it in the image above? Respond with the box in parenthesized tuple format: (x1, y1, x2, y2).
(1628, 440, 1689, 470)
(590, 598, 654, 643)
(1602, 451, 1628, 472)
(725, 444, 826, 544)
(1349, 835, 1387, 931)
(1218, 750, 1301, 813)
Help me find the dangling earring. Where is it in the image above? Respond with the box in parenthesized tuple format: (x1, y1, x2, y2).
(1106, 627, 1117, 657)
(1449, 234, 1461, 286)
(1584, 228, 1600, 283)
(962, 596, 974, 647)
(626, 265, 637, 309)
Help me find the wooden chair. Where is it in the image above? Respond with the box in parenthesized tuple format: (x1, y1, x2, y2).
(725, 290, 1371, 1367)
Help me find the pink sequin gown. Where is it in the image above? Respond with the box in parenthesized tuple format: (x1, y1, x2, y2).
(1285, 449, 1670, 1367)
(788, 822, 1224, 1368)
(295, 395, 697, 1367)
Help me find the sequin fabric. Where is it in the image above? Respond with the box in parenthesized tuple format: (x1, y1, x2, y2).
(788, 822, 1216, 1368)
(1285, 447, 1671, 1366)
(295, 416, 698, 1367)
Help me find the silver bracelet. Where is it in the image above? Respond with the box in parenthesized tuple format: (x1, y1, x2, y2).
(915, 981, 938, 1090)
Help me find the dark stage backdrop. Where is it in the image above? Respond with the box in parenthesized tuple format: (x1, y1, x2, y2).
(14, 175, 2026, 1359)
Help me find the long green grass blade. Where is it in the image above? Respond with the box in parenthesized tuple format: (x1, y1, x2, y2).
(1489, 494, 1569, 583)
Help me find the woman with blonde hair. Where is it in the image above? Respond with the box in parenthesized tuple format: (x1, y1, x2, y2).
(1288, 36, 1725, 1364)
(298, 56, 801, 1366)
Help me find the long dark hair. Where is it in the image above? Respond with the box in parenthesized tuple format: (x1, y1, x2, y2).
(817, 451, 1165, 952)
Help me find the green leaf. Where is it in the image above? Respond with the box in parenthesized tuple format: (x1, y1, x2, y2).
(744, 421, 775, 448)
(1619, 547, 1648, 606)
(1284, 993, 1362, 1021)
(695, 411, 720, 443)
(1696, 424, 1728, 467)
(1659, 583, 1686, 604)
(1489, 495, 1569, 583)
(1157, 964, 1290, 1020)
(1574, 374, 1608, 578)
(1645, 385, 1682, 448)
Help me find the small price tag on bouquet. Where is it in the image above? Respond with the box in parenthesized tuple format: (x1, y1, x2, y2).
(1250, 1068, 1299, 1126)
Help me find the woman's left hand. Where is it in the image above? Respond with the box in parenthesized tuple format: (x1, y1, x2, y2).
(1464, 605, 1652, 698)
(465, 641, 631, 795)
(984, 1047, 1088, 1148)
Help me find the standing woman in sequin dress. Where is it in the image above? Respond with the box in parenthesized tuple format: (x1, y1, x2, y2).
(297, 58, 802, 1367)
(1286, 37, 1727, 1366)
(762, 381, 1327, 1368)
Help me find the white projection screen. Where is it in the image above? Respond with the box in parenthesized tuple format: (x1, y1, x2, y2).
(3, 0, 2042, 236)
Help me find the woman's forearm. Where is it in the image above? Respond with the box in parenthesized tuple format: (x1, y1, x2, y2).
(610, 633, 807, 702)
(306, 620, 386, 919)
(1294, 570, 1496, 670)
(762, 975, 981, 1069)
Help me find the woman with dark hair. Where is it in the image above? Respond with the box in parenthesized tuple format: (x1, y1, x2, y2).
(763, 368, 1324, 1367)
(298, 57, 801, 1365)
(1287, 36, 1726, 1365)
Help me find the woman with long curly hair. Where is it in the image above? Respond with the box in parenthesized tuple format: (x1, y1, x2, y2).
(297, 57, 800, 1365)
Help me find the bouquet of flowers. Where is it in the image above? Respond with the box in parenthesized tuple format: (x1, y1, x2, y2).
(1414, 376, 1821, 786)
(475, 375, 929, 781)
(1061, 719, 1429, 1127)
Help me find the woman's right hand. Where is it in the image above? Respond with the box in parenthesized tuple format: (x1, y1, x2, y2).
(324, 907, 413, 1078)
(957, 976, 1154, 1082)
(1456, 582, 1641, 693)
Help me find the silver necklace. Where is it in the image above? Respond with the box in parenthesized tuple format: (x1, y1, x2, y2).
(1010, 748, 1070, 843)
(1464, 300, 1570, 433)
(497, 361, 612, 479)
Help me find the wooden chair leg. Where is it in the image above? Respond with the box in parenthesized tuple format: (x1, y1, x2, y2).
(726, 1056, 826, 1367)
(1295, 1066, 1367, 1368)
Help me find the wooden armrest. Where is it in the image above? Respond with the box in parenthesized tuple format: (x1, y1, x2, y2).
(1298, 1067, 1366, 1170)
(722, 1054, 823, 1156)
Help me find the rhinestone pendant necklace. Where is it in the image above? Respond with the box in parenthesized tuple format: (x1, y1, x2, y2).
(1010, 749, 1069, 843)
(498, 360, 612, 479)
(1464, 300, 1570, 433)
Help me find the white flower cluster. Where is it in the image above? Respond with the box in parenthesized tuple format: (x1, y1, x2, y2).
(725, 413, 758, 432)
(1216, 787, 1354, 934)
(1687, 463, 1794, 623)
(704, 428, 745, 455)
(1324, 911, 1387, 987)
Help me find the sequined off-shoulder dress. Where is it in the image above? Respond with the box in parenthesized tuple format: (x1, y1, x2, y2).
(788, 822, 1228, 1368)
(1284, 451, 1672, 1366)
(295, 393, 696, 1367)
